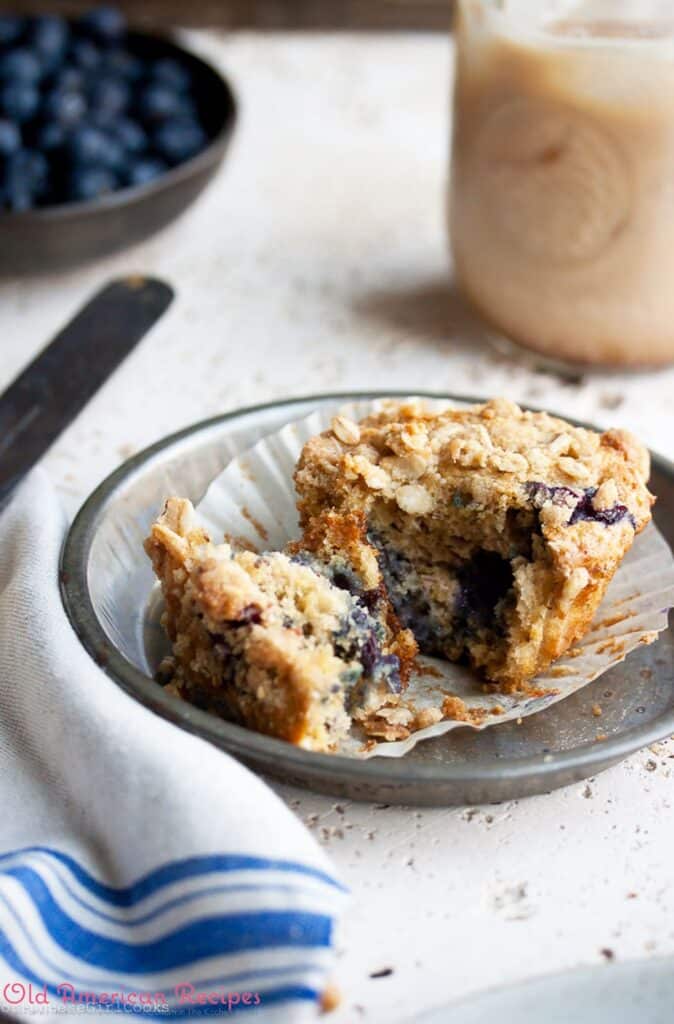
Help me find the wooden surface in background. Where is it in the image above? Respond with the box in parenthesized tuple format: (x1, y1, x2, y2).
(1, 1, 454, 30)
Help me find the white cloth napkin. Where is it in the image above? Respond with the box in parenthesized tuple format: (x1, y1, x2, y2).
(0, 469, 346, 1022)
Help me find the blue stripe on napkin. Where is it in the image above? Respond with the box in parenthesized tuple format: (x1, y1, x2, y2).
(0, 847, 346, 900)
(0, 845, 344, 1017)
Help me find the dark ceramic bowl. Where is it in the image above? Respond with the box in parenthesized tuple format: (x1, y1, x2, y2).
(0, 31, 236, 275)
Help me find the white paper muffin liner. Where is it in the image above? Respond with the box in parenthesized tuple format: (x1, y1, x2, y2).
(194, 397, 674, 758)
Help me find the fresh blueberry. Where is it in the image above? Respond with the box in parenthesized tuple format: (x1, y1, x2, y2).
(0, 48, 42, 83)
(151, 57, 190, 92)
(125, 157, 166, 186)
(0, 82, 40, 123)
(5, 182, 32, 211)
(0, 118, 20, 157)
(77, 7, 126, 45)
(30, 16, 69, 70)
(114, 116, 146, 154)
(69, 164, 117, 201)
(28, 150, 48, 193)
(138, 83, 190, 123)
(0, 16, 25, 49)
(35, 120, 66, 153)
(3, 149, 48, 208)
(69, 38, 102, 73)
(89, 76, 130, 120)
(69, 124, 125, 170)
(43, 86, 87, 127)
(19, 149, 49, 197)
(50, 66, 86, 92)
(153, 117, 206, 164)
(104, 48, 143, 82)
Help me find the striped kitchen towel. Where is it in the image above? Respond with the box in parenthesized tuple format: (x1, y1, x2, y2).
(0, 470, 347, 1021)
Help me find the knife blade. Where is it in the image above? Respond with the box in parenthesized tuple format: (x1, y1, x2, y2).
(0, 276, 174, 505)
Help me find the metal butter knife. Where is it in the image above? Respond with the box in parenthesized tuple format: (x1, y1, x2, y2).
(0, 276, 174, 506)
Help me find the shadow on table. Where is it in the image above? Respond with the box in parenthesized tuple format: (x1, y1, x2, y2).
(353, 277, 596, 387)
(352, 277, 494, 357)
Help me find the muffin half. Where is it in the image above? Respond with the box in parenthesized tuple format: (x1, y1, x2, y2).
(145, 499, 416, 751)
(295, 399, 654, 691)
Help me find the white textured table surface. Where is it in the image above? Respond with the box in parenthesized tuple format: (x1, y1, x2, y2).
(3, 31, 674, 1024)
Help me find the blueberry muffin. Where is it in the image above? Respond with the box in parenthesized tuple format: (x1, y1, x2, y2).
(295, 399, 654, 691)
(145, 499, 416, 751)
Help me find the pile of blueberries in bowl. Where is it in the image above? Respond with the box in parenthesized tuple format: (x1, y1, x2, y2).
(0, 5, 218, 211)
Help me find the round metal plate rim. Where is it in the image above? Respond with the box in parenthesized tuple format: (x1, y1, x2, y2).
(415, 956, 674, 1024)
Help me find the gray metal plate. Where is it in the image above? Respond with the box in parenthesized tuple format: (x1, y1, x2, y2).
(416, 958, 674, 1024)
(60, 392, 674, 805)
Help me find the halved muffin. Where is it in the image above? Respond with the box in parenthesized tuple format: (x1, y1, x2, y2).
(145, 499, 416, 751)
(295, 398, 654, 691)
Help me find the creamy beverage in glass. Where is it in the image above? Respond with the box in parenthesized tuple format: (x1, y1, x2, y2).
(450, 1, 674, 367)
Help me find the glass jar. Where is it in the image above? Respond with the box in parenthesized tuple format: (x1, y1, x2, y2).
(450, 1, 674, 367)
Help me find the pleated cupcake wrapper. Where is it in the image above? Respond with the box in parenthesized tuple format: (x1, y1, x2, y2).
(196, 398, 674, 759)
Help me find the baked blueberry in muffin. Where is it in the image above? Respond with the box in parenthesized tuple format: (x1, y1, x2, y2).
(295, 399, 654, 691)
(145, 499, 416, 751)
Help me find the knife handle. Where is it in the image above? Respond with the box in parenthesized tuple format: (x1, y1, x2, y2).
(0, 276, 174, 506)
